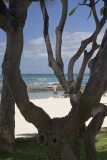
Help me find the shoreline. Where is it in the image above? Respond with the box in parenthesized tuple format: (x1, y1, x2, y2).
(0, 85, 85, 93)
(27, 85, 85, 92)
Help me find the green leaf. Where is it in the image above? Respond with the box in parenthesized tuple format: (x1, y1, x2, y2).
(69, 6, 78, 16)
(100, 7, 104, 16)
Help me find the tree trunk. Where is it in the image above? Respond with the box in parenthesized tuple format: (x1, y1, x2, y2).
(83, 131, 97, 160)
(0, 79, 15, 152)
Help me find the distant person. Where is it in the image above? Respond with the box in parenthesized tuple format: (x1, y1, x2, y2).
(53, 83, 58, 97)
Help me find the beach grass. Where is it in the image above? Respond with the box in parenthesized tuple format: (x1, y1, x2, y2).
(0, 131, 107, 160)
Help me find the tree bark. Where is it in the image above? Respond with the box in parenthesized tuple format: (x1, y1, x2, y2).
(83, 129, 97, 160)
(0, 79, 15, 152)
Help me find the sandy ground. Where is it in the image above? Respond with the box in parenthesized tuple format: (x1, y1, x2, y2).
(15, 96, 107, 138)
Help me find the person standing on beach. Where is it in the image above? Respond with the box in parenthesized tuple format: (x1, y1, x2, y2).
(53, 83, 58, 97)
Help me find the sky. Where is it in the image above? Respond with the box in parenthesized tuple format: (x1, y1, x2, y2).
(0, 0, 105, 74)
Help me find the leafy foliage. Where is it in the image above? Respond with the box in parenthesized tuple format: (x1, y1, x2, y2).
(100, 7, 104, 16)
(69, 6, 78, 16)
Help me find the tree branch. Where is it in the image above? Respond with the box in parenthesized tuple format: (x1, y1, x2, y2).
(90, 0, 100, 25)
(103, 0, 107, 19)
(97, 29, 107, 58)
(68, 5, 106, 92)
(68, 34, 94, 84)
(89, 29, 107, 74)
(9, 0, 32, 29)
(75, 43, 100, 91)
(87, 111, 104, 135)
(0, 0, 8, 15)
(55, 0, 68, 72)
(0, 0, 10, 31)
(40, 0, 69, 93)
(78, 0, 89, 6)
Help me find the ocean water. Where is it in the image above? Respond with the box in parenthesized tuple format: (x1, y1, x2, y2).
(22, 73, 89, 89)
(0, 74, 89, 99)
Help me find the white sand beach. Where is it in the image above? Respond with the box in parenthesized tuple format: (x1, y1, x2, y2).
(15, 96, 107, 138)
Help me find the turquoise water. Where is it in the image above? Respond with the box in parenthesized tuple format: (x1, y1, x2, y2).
(0, 74, 89, 86)
(0, 74, 89, 99)
(22, 73, 89, 90)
